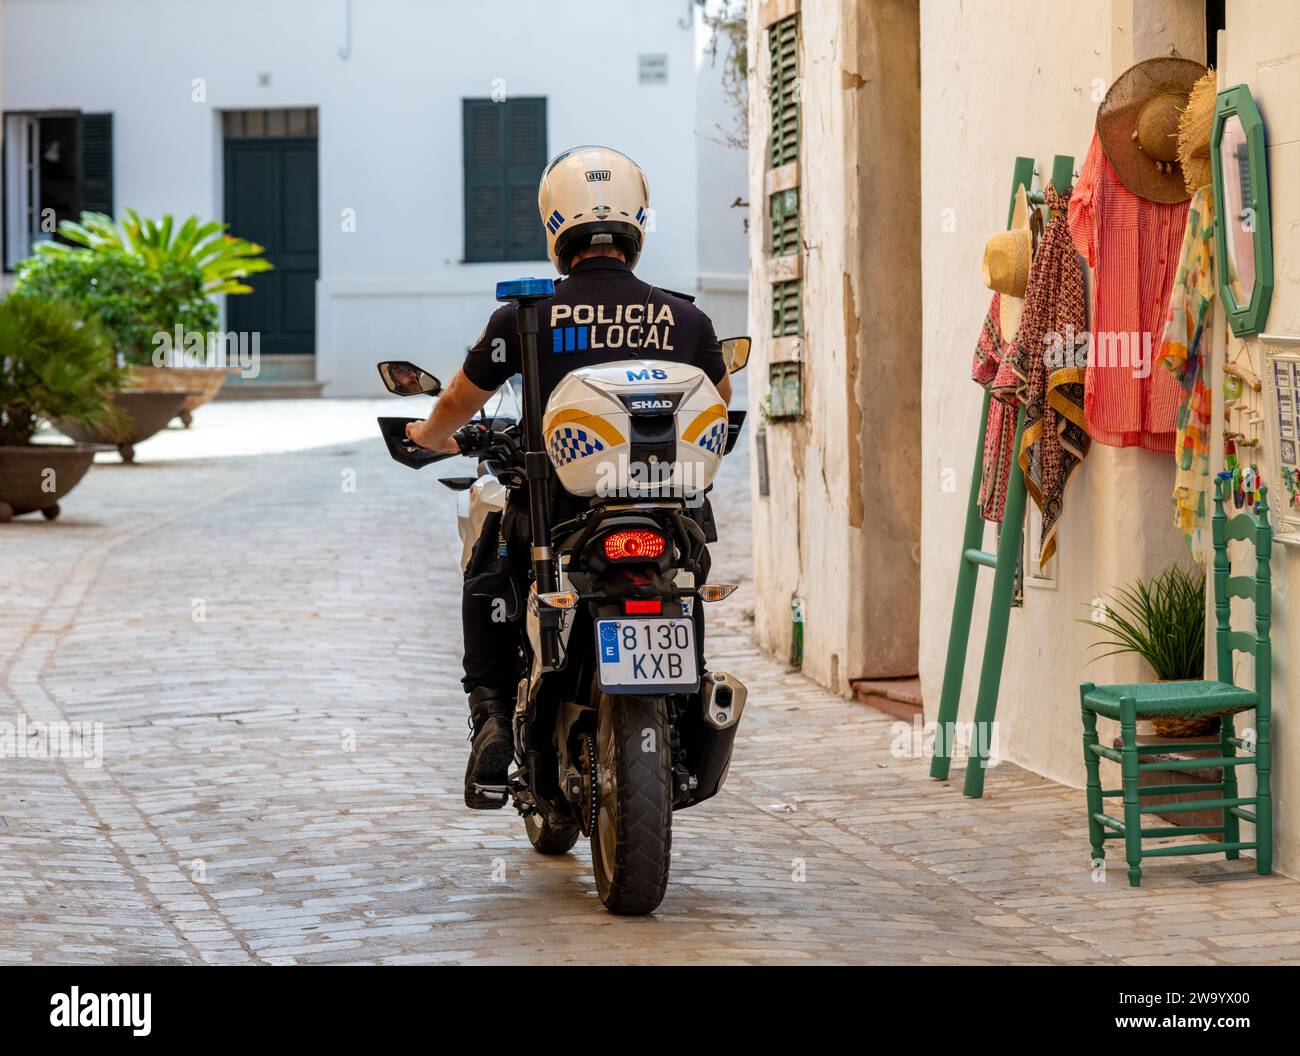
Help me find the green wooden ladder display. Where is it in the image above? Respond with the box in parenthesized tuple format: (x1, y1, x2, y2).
(929, 155, 1074, 799)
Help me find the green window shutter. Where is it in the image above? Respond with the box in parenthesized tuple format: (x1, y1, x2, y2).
(768, 15, 799, 168)
(464, 100, 505, 262)
(768, 360, 803, 419)
(505, 97, 547, 261)
(769, 188, 799, 256)
(463, 98, 547, 263)
(771, 278, 802, 337)
(76, 113, 114, 218)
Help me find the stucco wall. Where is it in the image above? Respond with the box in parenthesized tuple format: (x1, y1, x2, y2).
(2, 0, 738, 395)
(695, 1, 750, 342)
(747, 0, 920, 694)
(918, 0, 1204, 793)
(1210, 0, 1300, 874)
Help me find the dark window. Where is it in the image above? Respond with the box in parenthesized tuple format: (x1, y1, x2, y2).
(1206, 0, 1225, 68)
(223, 108, 317, 139)
(3, 111, 113, 271)
(462, 97, 547, 263)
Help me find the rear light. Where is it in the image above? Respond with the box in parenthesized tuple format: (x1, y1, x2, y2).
(624, 598, 663, 615)
(602, 529, 666, 561)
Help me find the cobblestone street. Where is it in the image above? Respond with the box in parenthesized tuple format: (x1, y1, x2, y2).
(3, 403, 1299, 966)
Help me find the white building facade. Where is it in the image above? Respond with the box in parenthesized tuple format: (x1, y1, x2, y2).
(2, 0, 747, 395)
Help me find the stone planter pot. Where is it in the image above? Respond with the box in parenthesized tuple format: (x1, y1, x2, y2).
(0, 442, 107, 522)
(127, 365, 231, 427)
(51, 390, 189, 463)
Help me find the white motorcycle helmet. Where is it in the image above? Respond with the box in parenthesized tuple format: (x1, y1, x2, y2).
(538, 145, 649, 275)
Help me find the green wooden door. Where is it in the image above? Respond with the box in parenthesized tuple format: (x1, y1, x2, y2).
(224, 136, 318, 355)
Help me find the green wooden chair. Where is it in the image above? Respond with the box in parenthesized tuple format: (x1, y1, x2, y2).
(1079, 476, 1272, 887)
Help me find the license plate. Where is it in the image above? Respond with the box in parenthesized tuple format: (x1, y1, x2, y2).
(595, 618, 699, 694)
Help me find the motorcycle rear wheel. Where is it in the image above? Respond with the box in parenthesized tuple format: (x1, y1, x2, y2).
(590, 692, 672, 915)
(524, 811, 580, 855)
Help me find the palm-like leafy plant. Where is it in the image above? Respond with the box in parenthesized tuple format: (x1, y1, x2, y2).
(1082, 565, 1206, 680)
(0, 295, 126, 447)
(36, 209, 272, 295)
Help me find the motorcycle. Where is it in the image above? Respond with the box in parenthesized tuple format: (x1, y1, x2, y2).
(377, 278, 751, 915)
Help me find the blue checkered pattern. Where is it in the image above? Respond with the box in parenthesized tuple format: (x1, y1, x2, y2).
(548, 427, 605, 466)
(697, 420, 727, 456)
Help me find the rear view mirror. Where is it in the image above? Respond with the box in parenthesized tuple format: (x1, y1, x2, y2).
(721, 336, 751, 375)
(378, 360, 442, 396)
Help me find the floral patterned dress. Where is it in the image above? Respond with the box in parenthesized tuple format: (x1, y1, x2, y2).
(1157, 185, 1216, 560)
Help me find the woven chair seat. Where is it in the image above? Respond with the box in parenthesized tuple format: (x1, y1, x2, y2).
(1082, 679, 1258, 720)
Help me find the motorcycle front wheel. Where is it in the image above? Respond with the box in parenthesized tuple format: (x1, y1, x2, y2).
(591, 692, 672, 915)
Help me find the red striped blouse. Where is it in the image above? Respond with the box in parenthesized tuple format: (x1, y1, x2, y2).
(1068, 132, 1188, 452)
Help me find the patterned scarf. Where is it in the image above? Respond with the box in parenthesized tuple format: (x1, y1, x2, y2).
(971, 292, 1019, 522)
(1157, 184, 1216, 560)
(1007, 184, 1090, 565)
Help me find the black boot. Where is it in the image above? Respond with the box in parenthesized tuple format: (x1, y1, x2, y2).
(464, 687, 514, 809)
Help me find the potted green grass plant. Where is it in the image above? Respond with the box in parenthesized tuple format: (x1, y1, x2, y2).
(0, 294, 125, 521)
(1083, 565, 1210, 736)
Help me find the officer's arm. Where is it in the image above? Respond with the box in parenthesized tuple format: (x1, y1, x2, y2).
(405, 368, 495, 453)
(715, 371, 732, 404)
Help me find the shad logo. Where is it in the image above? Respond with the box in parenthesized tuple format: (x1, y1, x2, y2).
(585, 169, 611, 181)
(620, 391, 683, 413)
(50, 987, 151, 1036)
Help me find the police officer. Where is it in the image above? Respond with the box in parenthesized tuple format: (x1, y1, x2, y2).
(405, 146, 731, 808)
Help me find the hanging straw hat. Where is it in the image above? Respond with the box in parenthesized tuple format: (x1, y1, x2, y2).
(981, 185, 1032, 340)
(1097, 56, 1208, 204)
(1178, 67, 1217, 195)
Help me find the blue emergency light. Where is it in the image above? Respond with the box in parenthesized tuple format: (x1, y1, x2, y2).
(495, 277, 556, 302)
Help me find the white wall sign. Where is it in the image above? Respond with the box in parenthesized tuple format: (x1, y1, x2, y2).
(1260, 333, 1300, 545)
(638, 53, 668, 85)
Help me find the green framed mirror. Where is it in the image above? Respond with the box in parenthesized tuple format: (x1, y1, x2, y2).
(1212, 85, 1273, 337)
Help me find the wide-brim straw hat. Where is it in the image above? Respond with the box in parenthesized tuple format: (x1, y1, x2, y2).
(981, 185, 1032, 339)
(1178, 68, 1218, 195)
(1098, 56, 1208, 204)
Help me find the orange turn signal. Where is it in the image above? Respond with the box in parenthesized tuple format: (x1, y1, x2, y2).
(697, 583, 738, 602)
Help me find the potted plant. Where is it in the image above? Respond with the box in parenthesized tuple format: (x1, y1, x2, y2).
(33, 210, 272, 425)
(1083, 565, 1211, 736)
(13, 249, 213, 460)
(0, 294, 125, 522)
